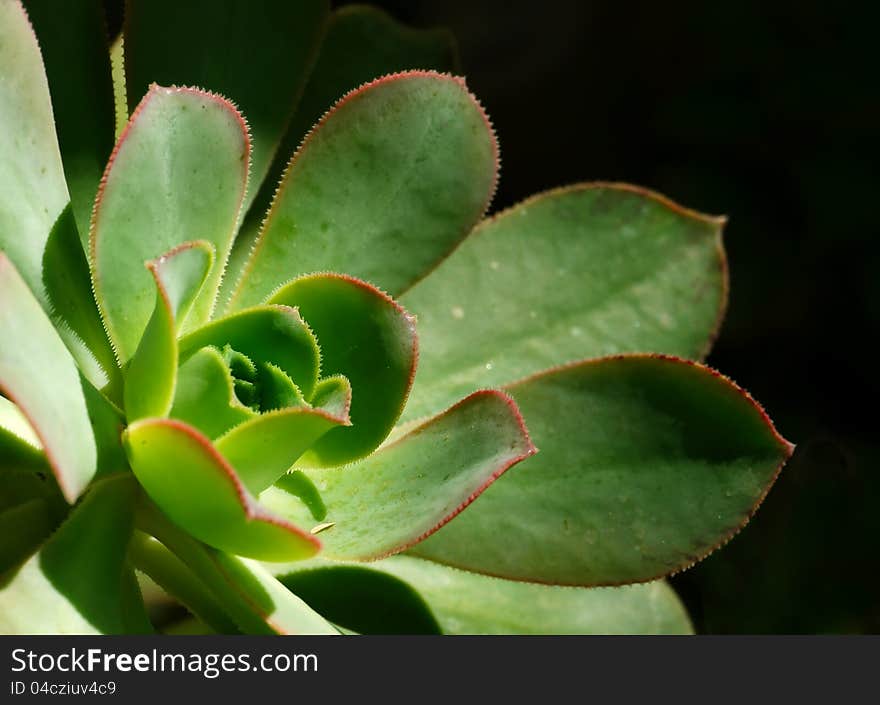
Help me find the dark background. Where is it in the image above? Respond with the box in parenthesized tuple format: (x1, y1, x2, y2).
(349, 0, 879, 633)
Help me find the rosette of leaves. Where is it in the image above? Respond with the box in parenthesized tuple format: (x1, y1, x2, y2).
(0, 0, 793, 635)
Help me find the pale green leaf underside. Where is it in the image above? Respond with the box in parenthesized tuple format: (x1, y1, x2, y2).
(0, 0, 69, 307)
(91, 85, 249, 363)
(410, 355, 792, 586)
(401, 184, 727, 421)
(259, 390, 534, 561)
(375, 556, 693, 634)
(228, 71, 497, 309)
(0, 255, 96, 502)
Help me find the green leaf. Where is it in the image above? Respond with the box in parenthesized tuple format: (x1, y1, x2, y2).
(128, 531, 240, 634)
(124, 241, 214, 421)
(259, 390, 535, 560)
(401, 184, 728, 421)
(224, 5, 459, 299)
(374, 556, 693, 634)
(0, 474, 139, 634)
(0, 254, 96, 502)
(42, 205, 119, 389)
(179, 305, 321, 401)
(0, 394, 42, 456)
(90, 84, 249, 363)
(277, 562, 442, 634)
(123, 0, 329, 210)
(0, 0, 69, 306)
(23, 0, 116, 240)
(0, 499, 51, 574)
(136, 505, 337, 634)
(214, 398, 351, 495)
(81, 379, 128, 476)
(124, 418, 319, 562)
(228, 71, 498, 309)
(278, 5, 459, 176)
(170, 346, 257, 439)
(110, 34, 126, 137)
(410, 355, 793, 586)
(269, 273, 417, 466)
(210, 554, 338, 635)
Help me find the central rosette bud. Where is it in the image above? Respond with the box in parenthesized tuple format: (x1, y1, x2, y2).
(120, 241, 417, 563)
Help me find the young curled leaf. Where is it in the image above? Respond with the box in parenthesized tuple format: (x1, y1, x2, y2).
(124, 417, 319, 562)
(269, 273, 417, 467)
(170, 346, 257, 439)
(124, 241, 213, 422)
(214, 384, 352, 495)
(178, 305, 321, 402)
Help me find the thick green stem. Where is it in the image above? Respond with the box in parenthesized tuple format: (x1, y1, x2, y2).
(134, 497, 278, 634)
(128, 530, 238, 634)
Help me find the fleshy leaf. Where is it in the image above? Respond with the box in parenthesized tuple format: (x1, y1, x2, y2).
(228, 71, 498, 309)
(124, 241, 213, 421)
(123, 0, 329, 209)
(124, 418, 319, 562)
(410, 355, 793, 586)
(374, 556, 693, 635)
(277, 561, 442, 634)
(110, 34, 126, 136)
(170, 346, 257, 439)
(137, 506, 337, 635)
(90, 84, 249, 363)
(23, 0, 116, 239)
(210, 554, 338, 635)
(81, 379, 127, 476)
(0, 395, 41, 452)
(259, 390, 535, 560)
(401, 184, 728, 421)
(224, 5, 459, 298)
(269, 273, 417, 466)
(256, 362, 306, 412)
(214, 396, 352, 495)
(179, 305, 321, 401)
(0, 499, 51, 574)
(42, 205, 119, 389)
(128, 532, 240, 634)
(0, 0, 69, 305)
(0, 254, 96, 502)
(0, 474, 139, 634)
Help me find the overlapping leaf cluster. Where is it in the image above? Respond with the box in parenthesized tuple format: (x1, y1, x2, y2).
(0, 0, 793, 634)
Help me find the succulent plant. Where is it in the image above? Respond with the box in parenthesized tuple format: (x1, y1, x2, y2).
(0, 0, 793, 635)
